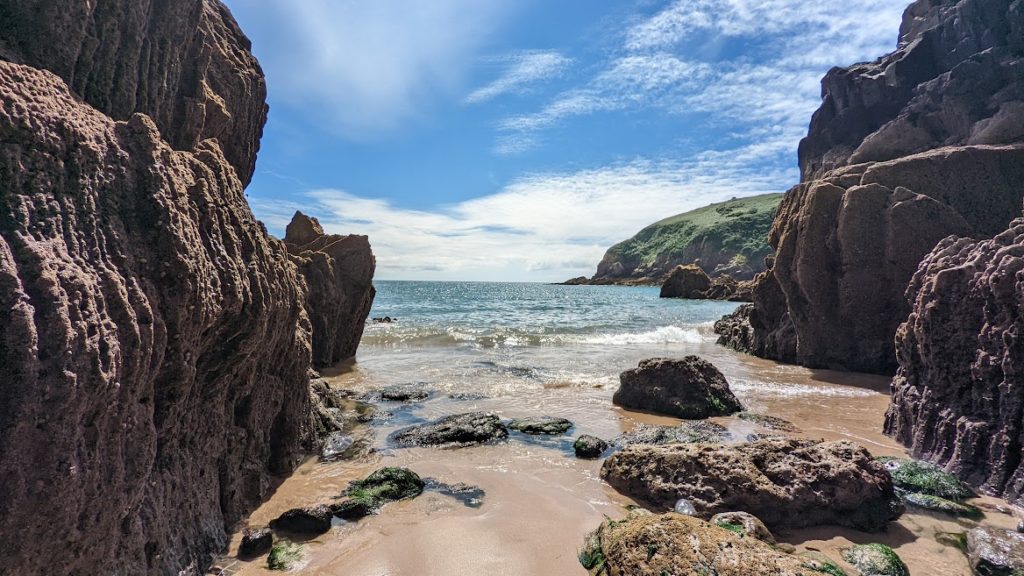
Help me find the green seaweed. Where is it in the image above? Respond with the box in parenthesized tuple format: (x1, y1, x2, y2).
(334, 467, 424, 519)
(267, 541, 303, 571)
(715, 521, 747, 536)
(903, 492, 983, 519)
(842, 543, 909, 576)
(877, 457, 972, 500)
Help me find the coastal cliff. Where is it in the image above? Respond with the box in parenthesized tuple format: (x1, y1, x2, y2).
(716, 0, 1024, 374)
(0, 1, 373, 574)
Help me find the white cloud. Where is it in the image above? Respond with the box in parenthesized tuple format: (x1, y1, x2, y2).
(253, 145, 793, 282)
(225, 0, 515, 137)
(465, 51, 573, 104)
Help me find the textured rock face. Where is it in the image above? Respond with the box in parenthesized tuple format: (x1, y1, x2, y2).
(659, 264, 712, 299)
(885, 218, 1024, 502)
(284, 212, 375, 367)
(718, 144, 1024, 373)
(614, 357, 743, 419)
(601, 439, 901, 531)
(798, 0, 1024, 182)
(0, 61, 311, 575)
(717, 0, 1024, 374)
(0, 0, 268, 185)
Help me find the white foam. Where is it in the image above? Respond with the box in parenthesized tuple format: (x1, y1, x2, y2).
(577, 325, 709, 346)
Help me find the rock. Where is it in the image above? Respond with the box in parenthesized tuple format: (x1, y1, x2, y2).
(0, 0, 268, 185)
(614, 357, 743, 419)
(238, 528, 273, 558)
(968, 526, 1024, 575)
(389, 412, 509, 447)
(710, 511, 775, 544)
(332, 467, 425, 520)
(378, 384, 431, 402)
(841, 544, 909, 576)
(0, 54, 321, 576)
(616, 421, 733, 446)
(269, 505, 334, 535)
(574, 435, 610, 459)
(508, 416, 574, 435)
(659, 264, 713, 299)
(426, 480, 486, 508)
(579, 511, 815, 576)
(284, 211, 376, 368)
(267, 541, 304, 571)
(738, 412, 800, 432)
(876, 457, 973, 500)
(601, 439, 901, 531)
(799, 552, 848, 576)
(560, 276, 590, 285)
(884, 216, 1024, 503)
(902, 493, 983, 519)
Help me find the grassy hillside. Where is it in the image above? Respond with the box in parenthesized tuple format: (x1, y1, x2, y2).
(594, 193, 783, 282)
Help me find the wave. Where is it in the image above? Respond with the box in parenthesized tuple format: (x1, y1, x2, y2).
(360, 323, 717, 348)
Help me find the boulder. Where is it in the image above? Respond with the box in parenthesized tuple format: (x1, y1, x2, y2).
(574, 435, 610, 459)
(332, 467, 424, 520)
(238, 528, 273, 558)
(579, 511, 819, 576)
(884, 218, 1024, 502)
(614, 357, 743, 419)
(967, 526, 1024, 575)
(508, 416, 574, 435)
(659, 264, 712, 299)
(601, 439, 901, 531)
(378, 384, 431, 402)
(284, 212, 375, 367)
(269, 505, 334, 535)
(841, 544, 909, 576)
(389, 413, 509, 447)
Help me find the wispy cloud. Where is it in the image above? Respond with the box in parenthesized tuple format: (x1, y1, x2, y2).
(465, 50, 573, 104)
(226, 0, 515, 138)
(253, 142, 792, 281)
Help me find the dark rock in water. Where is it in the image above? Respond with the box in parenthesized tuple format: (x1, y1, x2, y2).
(614, 357, 743, 419)
(601, 439, 901, 532)
(738, 412, 799, 433)
(574, 435, 610, 459)
(449, 392, 488, 401)
(239, 528, 273, 558)
(284, 211, 376, 368)
(579, 510, 812, 576)
(332, 467, 425, 520)
(710, 511, 775, 544)
(389, 412, 509, 447)
(617, 421, 733, 447)
(269, 505, 334, 535)
(320, 432, 356, 462)
(842, 544, 909, 576)
(379, 384, 431, 402)
(508, 416, 574, 435)
(902, 493, 982, 519)
(426, 479, 486, 508)
(884, 217, 1024, 503)
(372, 316, 397, 323)
(660, 264, 713, 299)
(875, 457, 973, 500)
(968, 526, 1024, 575)
(267, 541, 304, 571)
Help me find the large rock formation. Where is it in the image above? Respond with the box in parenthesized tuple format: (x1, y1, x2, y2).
(0, 2, 372, 574)
(885, 218, 1024, 503)
(614, 357, 743, 420)
(717, 0, 1024, 374)
(284, 212, 375, 367)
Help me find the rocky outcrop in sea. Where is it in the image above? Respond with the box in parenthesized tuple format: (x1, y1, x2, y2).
(715, 0, 1024, 375)
(0, 1, 374, 574)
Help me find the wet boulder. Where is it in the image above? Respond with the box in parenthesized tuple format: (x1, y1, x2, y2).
(332, 467, 425, 520)
(580, 511, 815, 576)
(389, 412, 508, 447)
(614, 357, 742, 419)
(967, 526, 1024, 575)
(842, 544, 909, 576)
(269, 505, 334, 535)
(574, 435, 610, 459)
(601, 438, 900, 532)
(238, 527, 273, 558)
(902, 493, 982, 519)
(380, 384, 431, 402)
(508, 416, 574, 435)
(659, 264, 713, 299)
(876, 457, 972, 500)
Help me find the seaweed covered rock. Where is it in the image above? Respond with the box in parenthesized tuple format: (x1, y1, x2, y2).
(332, 467, 424, 520)
(659, 264, 712, 299)
(580, 511, 817, 576)
(885, 217, 1024, 503)
(902, 493, 982, 519)
(601, 439, 900, 531)
(284, 212, 375, 367)
(877, 457, 973, 500)
(574, 435, 610, 459)
(508, 416, 574, 435)
(614, 357, 742, 419)
(267, 541, 304, 571)
(842, 544, 909, 576)
(389, 412, 509, 447)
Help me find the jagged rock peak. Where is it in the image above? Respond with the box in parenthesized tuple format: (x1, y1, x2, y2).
(286, 211, 327, 247)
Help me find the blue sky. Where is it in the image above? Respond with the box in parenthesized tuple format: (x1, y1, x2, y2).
(223, 0, 906, 282)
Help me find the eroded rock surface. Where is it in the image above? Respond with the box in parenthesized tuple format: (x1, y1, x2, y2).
(284, 212, 375, 367)
(389, 412, 509, 447)
(614, 357, 742, 419)
(601, 439, 900, 531)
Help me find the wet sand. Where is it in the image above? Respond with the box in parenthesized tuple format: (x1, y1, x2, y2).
(221, 339, 1019, 575)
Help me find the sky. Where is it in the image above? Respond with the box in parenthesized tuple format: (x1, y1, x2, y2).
(223, 0, 907, 282)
